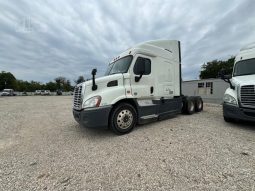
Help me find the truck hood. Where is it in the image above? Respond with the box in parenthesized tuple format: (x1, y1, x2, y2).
(232, 74, 255, 86)
(83, 73, 123, 87)
(75, 73, 126, 107)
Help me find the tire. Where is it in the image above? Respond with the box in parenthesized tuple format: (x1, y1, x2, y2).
(186, 99, 195, 114)
(181, 99, 186, 114)
(195, 97, 203, 112)
(110, 103, 137, 135)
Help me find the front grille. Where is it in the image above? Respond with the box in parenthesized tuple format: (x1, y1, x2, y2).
(73, 85, 83, 110)
(240, 85, 255, 108)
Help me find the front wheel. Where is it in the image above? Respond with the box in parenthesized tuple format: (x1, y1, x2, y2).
(110, 103, 137, 135)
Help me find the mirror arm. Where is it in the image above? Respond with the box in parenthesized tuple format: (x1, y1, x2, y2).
(226, 78, 235, 90)
(223, 78, 229, 83)
(91, 69, 98, 91)
(221, 74, 235, 90)
(92, 74, 97, 91)
(135, 74, 143, 82)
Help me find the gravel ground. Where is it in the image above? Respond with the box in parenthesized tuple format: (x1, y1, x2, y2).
(0, 96, 254, 191)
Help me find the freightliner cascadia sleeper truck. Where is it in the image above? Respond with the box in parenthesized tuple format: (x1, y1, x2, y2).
(220, 43, 255, 122)
(73, 40, 203, 134)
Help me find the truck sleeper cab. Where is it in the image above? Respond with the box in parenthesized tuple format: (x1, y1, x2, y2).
(221, 44, 255, 122)
(73, 40, 203, 134)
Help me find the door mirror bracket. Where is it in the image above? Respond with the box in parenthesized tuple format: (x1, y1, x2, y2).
(218, 69, 235, 89)
(135, 75, 143, 82)
(134, 61, 145, 82)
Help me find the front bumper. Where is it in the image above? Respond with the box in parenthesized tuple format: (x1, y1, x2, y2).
(223, 103, 255, 122)
(73, 106, 112, 129)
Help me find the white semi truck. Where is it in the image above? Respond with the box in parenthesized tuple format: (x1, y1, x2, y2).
(73, 40, 203, 134)
(220, 44, 255, 122)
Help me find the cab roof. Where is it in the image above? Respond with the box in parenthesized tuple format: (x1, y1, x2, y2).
(236, 42, 255, 62)
(111, 40, 180, 63)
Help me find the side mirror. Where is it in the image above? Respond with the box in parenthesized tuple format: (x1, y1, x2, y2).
(135, 61, 145, 82)
(219, 69, 234, 89)
(218, 69, 226, 79)
(91, 68, 97, 75)
(136, 62, 145, 75)
(222, 74, 232, 80)
(91, 68, 97, 91)
(219, 69, 232, 80)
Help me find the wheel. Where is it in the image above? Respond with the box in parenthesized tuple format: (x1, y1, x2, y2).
(195, 97, 203, 112)
(224, 116, 234, 123)
(110, 103, 137, 135)
(182, 97, 195, 114)
(186, 99, 195, 114)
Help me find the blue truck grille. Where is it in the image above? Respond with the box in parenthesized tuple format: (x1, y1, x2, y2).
(240, 85, 255, 108)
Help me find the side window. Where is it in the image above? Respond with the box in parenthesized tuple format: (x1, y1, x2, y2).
(198, 83, 204, 88)
(133, 57, 151, 75)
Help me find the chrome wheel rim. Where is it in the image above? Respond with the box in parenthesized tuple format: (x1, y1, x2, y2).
(117, 109, 133, 129)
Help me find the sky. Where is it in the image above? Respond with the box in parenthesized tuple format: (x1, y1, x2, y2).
(0, 0, 255, 83)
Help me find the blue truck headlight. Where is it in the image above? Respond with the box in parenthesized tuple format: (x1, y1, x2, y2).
(223, 94, 237, 105)
(83, 96, 101, 108)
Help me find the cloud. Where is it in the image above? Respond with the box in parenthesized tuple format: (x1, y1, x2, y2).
(0, 0, 254, 82)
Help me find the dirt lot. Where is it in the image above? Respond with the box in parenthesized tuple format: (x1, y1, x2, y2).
(0, 96, 254, 191)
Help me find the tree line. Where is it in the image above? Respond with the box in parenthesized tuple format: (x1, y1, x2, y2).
(199, 57, 235, 79)
(0, 71, 86, 92)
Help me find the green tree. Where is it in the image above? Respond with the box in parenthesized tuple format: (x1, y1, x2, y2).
(63, 80, 72, 91)
(199, 57, 235, 79)
(55, 76, 66, 89)
(16, 80, 29, 92)
(0, 71, 17, 90)
(55, 77, 73, 91)
(74, 76, 85, 84)
(29, 81, 43, 92)
(45, 81, 57, 92)
(0, 71, 73, 92)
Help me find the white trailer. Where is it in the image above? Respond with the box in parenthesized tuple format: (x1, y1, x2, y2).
(73, 40, 203, 134)
(220, 43, 255, 122)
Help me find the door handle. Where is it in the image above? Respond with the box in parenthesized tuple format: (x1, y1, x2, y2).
(150, 86, 154, 94)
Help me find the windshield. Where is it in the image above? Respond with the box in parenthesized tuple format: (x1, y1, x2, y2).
(233, 58, 255, 76)
(105, 55, 133, 76)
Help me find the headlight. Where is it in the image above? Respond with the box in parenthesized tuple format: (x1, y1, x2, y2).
(223, 94, 237, 105)
(83, 96, 101, 108)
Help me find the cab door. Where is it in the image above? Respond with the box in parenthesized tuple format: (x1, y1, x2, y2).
(130, 54, 154, 99)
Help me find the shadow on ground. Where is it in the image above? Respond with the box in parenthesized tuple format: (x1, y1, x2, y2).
(228, 120, 255, 131)
(70, 123, 114, 138)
